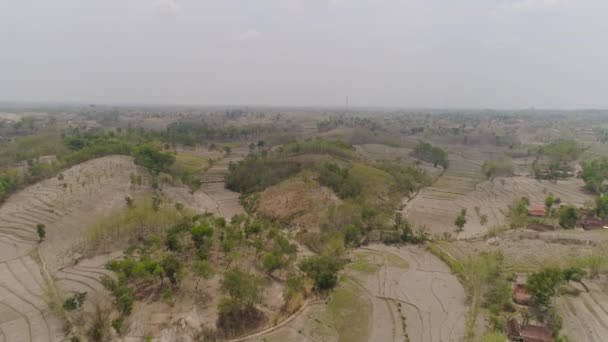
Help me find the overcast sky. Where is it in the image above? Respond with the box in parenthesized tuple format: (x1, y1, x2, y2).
(1, 0, 607, 109)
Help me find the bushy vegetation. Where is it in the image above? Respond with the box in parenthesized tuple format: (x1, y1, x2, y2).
(413, 141, 448, 168)
(225, 155, 301, 194)
(317, 163, 361, 199)
(63, 292, 87, 311)
(557, 205, 578, 229)
(482, 157, 513, 179)
(299, 255, 343, 291)
(94, 204, 304, 337)
(581, 157, 608, 193)
(0, 130, 172, 201)
(217, 269, 265, 336)
(538, 139, 586, 163)
(0, 132, 69, 165)
(133, 144, 175, 175)
(507, 196, 531, 229)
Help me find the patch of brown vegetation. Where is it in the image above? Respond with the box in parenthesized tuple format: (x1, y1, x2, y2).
(255, 175, 340, 232)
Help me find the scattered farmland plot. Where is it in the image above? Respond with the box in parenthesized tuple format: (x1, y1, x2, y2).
(246, 244, 467, 342)
(405, 151, 593, 238)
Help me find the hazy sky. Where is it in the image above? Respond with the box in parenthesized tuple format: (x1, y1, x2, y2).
(1, 0, 607, 109)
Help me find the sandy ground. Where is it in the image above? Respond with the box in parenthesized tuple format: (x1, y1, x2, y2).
(0, 155, 145, 342)
(556, 278, 608, 341)
(246, 244, 467, 342)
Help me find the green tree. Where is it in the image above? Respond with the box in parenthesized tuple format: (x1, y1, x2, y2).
(133, 144, 175, 175)
(161, 255, 182, 285)
(545, 193, 555, 216)
(563, 267, 587, 291)
(454, 209, 467, 232)
(263, 252, 282, 274)
(194, 260, 213, 290)
(597, 194, 608, 219)
(299, 255, 342, 291)
(190, 223, 213, 250)
(36, 223, 46, 242)
(221, 269, 262, 308)
(558, 206, 578, 229)
(525, 268, 564, 308)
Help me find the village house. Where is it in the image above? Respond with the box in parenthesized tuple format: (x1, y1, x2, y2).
(578, 215, 608, 230)
(513, 284, 532, 306)
(507, 319, 553, 342)
(527, 204, 546, 217)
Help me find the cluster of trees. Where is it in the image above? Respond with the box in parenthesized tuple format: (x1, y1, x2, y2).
(132, 144, 175, 175)
(524, 266, 587, 338)
(317, 163, 361, 199)
(316, 116, 380, 133)
(482, 157, 514, 179)
(413, 141, 448, 168)
(581, 157, 608, 193)
(537, 139, 586, 163)
(0, 130, 172, 202)
(225, 155, 301, 194)
(376, 161, 432, 195)
(394, 213, 429, 244)
(226, 138, 361, 195)
(462, 252, 513, 333)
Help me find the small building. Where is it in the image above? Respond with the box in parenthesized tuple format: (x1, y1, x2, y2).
(507, 319, 553, 342)
(520, 325, 553, 342)
(507, 319, 522, 341)
(528, 205, 546, 217)
(513, 284, 532, 306)
(578, 216, 608, 230)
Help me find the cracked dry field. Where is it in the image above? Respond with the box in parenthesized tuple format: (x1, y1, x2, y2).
(246, 244, 467, 342)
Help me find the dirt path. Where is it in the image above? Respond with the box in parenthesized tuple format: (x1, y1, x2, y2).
(243, 244, 467, 342)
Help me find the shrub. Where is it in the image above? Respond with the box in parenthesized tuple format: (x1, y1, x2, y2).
(63, 292, 87, 311)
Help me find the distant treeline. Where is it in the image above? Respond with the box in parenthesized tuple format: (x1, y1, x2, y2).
(164, 121, 274, 146)
(0, 130, 174, 202)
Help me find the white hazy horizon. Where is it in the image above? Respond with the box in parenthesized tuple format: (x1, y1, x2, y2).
(1, 0, 607, 109)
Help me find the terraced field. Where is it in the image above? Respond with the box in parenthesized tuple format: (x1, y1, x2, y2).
(557, 280, 608, 341)
(403, 153, 485, 237)
(198, 147, 248, 219)
(0, 156, 142, 342)
(246, 244, 467, 342)
(405, 150, 592, 238)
